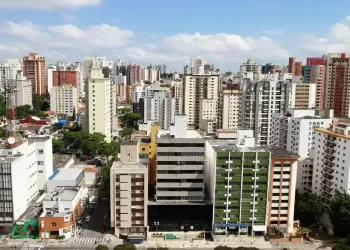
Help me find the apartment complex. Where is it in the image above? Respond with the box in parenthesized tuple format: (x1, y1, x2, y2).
(288, 57, 303, 77)
(110, 162, 148, 238)
(287, 83, 316, 109)
(241, 76, 290, 145)
(312, 119, 350, 201)
(156, 115, 205, 201)
(84, 66, 114, 142)
(271, 109, 332, 159)
(324, 53, 350, 117)
(302, 64, 325, 110)
(15, 71, 32, 107)
(183, 73, 219, 129)
(240, 59, 260, 80)
(219, 89, 241, 131)
(50, 84, 78, 116)
(23, 53, 46, 95)
(199, 99, 218, 134)
(0, 59, 22, 85)
(172, 81, 184, 114)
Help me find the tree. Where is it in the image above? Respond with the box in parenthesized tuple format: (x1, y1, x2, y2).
(96, 245, 109, 250)
(0, 127, 5, 139)
(52, 138, 64, 151)
(119, 128, 133, 140)
(329, 190, 350, 237)
(16, 105, 36, 119)
(114, 243, 136, 250)
(122, 113, 141, 130)
(294, 190, 325, 226)
(333, 238, 350, 250)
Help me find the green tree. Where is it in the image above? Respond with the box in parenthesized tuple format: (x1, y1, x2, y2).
(119, 128, 133, 140)
(122, 113, 141, 129)
(329, 190, 350, 237)
(117, 107, 132, 116)
(114, 243, 136, 250)
(333, 238, 350, 250)
(0, 127, 5, 139)
(52, 138, 64, 151)
(16, 105, 36, 119)
(294, 190, 325, 226)
(0, 95, 6, 117)
(96, 245, 109, 250)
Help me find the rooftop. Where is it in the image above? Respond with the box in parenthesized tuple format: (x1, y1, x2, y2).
(49, 168, 83, 181)
(53, 155, 74, 170)
(45, 187, 80, 201)
(111, 161, 146, 169)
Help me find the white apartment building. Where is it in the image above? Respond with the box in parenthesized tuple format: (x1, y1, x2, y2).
(241, 77, 291, 146)
(46, 65, 56, 94)
(172, 81, 183, 114)
(0, 59, 22, 94)
(190, 56, 206, 75)
(73, 62, 84, 94)
(240, 59, 260, 80)
(0, 136, 53, 233)
(85, 67, 112, 143)
(16, 71, 32, 107)
(219, 89, 241, 131)
(110, 162, 148, 237)
(133, 84, 146, 103)
(143, 86, 176, 130)
(270, 109, 332, 159)
(199, 99, 217, 134)
(156, 115, 205, 202)
(183, 73, 219, 129)
(286, 83, 316, 109)
(312, 119, 350, 201)
(50, 84, 78, 116)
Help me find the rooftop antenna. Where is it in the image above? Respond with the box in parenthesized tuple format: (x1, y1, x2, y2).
(2, 79, 23, 149)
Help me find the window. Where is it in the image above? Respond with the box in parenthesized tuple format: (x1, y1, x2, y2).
(51, 222, 57, 227)
(37, 161, 44, 165)
(38, 170, 43, 173)
(38, 149, 44, 154)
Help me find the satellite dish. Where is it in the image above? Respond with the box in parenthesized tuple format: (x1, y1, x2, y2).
(7, 137, 15, 145)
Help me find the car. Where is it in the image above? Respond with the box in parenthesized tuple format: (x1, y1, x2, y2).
(85, 215, 91, 222)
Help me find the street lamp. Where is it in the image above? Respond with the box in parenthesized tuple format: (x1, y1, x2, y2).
(154, 221, 159, 250)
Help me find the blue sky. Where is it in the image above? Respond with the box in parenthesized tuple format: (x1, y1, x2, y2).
(1, 0, 350, 71)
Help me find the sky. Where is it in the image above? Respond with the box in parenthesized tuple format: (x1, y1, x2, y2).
(1, 0, 350, 71)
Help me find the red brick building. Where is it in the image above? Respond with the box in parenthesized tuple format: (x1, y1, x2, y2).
(53, 67, 78, 88)
(23, 53, 46, 95)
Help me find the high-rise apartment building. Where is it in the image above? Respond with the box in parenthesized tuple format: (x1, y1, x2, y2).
(46, 65, 56, 94)
(52, 67, 78, 89)
(190, 56, 206, 75)
(219, 89, 241, 131)
(0, 59, 22, 84)
(287, 83, 316, 109)
(50, 84, 78, 116)
(183, 73, 219, 129)
(312, 119, 350, 202)
(241, 76, 291, 145)
(16, 71, 32, 107)
(110, 162, 148, 238)
(303, 64, 325, 111)
(324, 53, 350, 117)
(288, 57, 302, 76)
(172, 81, 184, 114)
(156, 115, 205, 202)
(143, 86, 176, 129)
(271, 109, 333, 159)
(85, 67, 113, 142)
(261, 63, 279, 74)
(240, 59, 260, 80)
(199, 99, 218, 134)
(23, 53, 46, 95)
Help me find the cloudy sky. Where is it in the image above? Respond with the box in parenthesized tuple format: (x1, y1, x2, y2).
(1, 0, 350, 71)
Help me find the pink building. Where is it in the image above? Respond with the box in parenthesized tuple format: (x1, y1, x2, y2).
(310, 65, 325, 111)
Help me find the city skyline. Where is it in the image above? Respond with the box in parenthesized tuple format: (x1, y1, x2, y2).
(0, 0, 350, 70)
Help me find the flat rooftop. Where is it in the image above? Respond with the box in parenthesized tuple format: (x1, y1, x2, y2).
(111, 161, 146, 169)
(50, 168, 83, 181)
(208, 141, 299, 158)
(46, 187, 80, 201)
(53, 155, 74, 170)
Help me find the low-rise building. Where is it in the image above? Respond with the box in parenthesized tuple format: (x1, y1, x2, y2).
(47, 168, 84, 193)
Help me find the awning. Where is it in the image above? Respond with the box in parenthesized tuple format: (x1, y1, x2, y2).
(252, 225, 267, 232)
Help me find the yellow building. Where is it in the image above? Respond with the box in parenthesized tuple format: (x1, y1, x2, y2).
(137, 123, 160, 185)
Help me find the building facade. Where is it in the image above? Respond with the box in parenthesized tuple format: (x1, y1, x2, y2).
(219, 89, 241, 131)
(23, 53, 46, 95)
(312, 119, 350, 201)
(50, 84, 78, 116)
(183, 73, 219, 129)
(110, 162, 148, 238)
(52, 68, 78, 89)
(16, 71, 32, 107)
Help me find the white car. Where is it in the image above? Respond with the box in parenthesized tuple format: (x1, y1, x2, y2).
(85, 215, 91, 222)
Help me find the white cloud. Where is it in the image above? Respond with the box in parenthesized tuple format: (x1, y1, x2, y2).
(0, 0, 101, 10)
(263, 30, 284, 35)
